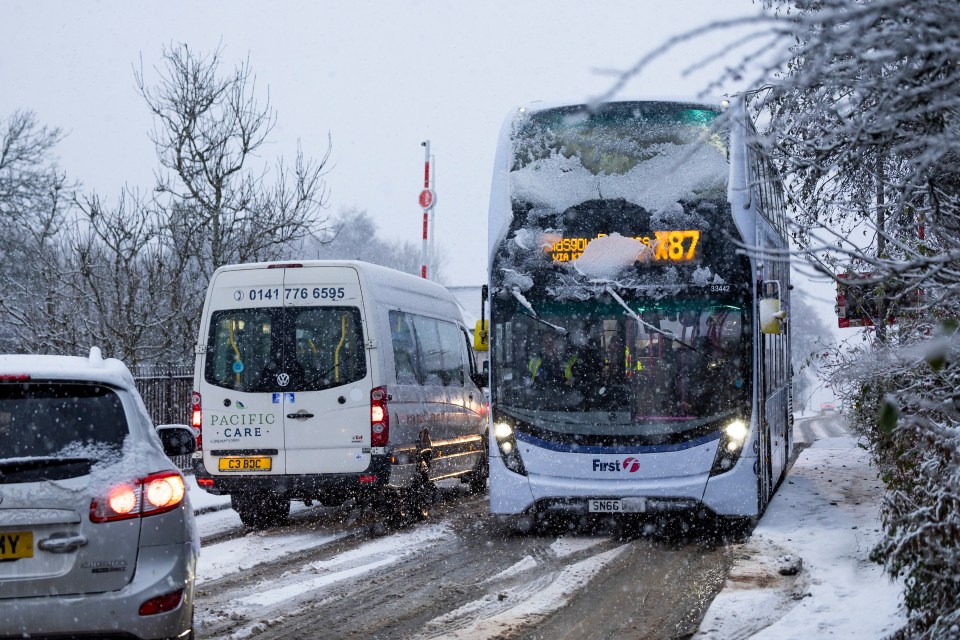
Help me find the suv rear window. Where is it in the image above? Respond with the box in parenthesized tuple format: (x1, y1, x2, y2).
(0, 382, 128, 459)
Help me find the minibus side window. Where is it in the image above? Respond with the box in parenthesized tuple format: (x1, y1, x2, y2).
(389, 311, 422, 385)
(460, 327, 477, 378)
(438, 320, 465, 386)
(206, 309, 276, 391)
(413, 315, 444, 386)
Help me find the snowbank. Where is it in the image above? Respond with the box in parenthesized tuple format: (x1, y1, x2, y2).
(695, 437, 905, 639)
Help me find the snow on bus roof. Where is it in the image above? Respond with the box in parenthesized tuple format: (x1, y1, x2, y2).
(488, 96, 736, 273)
(513, 94, 729, 114)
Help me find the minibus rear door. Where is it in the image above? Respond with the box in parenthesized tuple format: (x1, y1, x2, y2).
(281, 266, 372, 475)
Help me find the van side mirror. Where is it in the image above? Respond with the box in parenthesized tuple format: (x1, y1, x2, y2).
(156, 424, 197, 457)
(471, 371, 488, 389)
(474, 320, 489, 352)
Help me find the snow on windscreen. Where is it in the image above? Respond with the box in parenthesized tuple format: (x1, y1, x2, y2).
(510, 103, 728, 215)
(572, 233, 652, 280)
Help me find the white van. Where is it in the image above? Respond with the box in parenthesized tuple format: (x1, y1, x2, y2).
(190, 260, 488, 527)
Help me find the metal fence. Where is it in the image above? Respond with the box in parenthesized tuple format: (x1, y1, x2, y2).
(132, 365, 194, 471)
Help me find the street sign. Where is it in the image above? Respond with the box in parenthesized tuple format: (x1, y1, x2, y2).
(419, 188, 435, 210)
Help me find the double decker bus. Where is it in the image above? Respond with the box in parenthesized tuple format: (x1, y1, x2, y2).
(480, 97, 792, 532)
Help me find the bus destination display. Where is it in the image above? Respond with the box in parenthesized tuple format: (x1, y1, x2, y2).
(549, 230, 701, 263)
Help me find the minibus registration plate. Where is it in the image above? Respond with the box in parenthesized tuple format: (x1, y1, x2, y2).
(588, 498, 646, 513)
(219, 457, 272, 472)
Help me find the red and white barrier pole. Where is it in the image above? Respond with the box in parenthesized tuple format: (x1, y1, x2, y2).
(419, 140, 434, 279)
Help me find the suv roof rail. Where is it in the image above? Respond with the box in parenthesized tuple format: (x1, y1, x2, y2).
(89, 346, 105, 368)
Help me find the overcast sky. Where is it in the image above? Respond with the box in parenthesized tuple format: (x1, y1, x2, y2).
(1, 1, 772, 272)
(0, 1, 845, 347)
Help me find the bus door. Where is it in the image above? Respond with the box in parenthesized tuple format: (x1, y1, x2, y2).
(282, 266, 371, 475)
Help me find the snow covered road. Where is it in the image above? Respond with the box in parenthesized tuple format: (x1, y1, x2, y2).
(185, 413, 875, 639)
(189, 482, 737, 640)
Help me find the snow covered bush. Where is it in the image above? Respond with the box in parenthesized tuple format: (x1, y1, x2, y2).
(824, 328, 960, 640)
(746, 1, 960, 636)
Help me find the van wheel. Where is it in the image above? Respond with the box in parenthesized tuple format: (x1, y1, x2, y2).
(467, 439, 489, 495)
(232, 493, 290, 528)
(404, 458, 433, 522)
(317, 491, 347, 508)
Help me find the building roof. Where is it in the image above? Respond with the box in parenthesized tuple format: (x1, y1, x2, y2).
(447, 285, 485, 328)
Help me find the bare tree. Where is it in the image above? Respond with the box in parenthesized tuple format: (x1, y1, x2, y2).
(0, 110, 66, 226)
(618, 3, 960, 637)
(299, 208, 444, 280)
(0, 110, 74, 353)
(136, 43, 332, 279)
(65, 190, 183, 367)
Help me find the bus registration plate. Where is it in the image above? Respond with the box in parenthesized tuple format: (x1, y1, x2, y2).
(218, 457, 272, 472)
(588, 498, 646, 513)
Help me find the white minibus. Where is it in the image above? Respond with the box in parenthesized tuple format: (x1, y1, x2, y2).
(191, 260, 488, 527)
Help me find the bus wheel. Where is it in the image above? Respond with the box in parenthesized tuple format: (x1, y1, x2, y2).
(232, 492, 290, 528)
(713, 515, 756, 543)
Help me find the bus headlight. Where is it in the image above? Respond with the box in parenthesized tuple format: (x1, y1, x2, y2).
(710, 418, 750, 476)
(493, 421, 526, 476)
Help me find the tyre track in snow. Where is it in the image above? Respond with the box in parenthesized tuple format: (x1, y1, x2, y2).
(194, 482, 737, 640)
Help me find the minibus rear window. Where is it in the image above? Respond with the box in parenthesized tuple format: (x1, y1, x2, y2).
(292, 307, 366, 390)
(205, 307, 366, 392)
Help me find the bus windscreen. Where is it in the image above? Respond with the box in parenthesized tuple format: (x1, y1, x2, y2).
(492, 295, 751, 444)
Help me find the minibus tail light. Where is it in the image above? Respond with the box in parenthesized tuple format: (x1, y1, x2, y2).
(191, 391, 202, 450)
(371, 386, 389, 447)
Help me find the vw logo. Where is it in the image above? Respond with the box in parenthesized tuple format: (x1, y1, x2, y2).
(276, 372, 290, 387)
(234, 290, 244, 302)
(623, 457, 640, 473)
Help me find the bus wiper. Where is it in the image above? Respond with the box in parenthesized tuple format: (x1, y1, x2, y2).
(510, 287, 568, 335)
(604, 286, 702, 354)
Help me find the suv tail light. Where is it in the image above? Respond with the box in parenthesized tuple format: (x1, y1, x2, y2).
(139, 589, 184, 616)
(191, 391, 202, 450)
(371, 386, 389, 447)
(91, 470, 186, 523)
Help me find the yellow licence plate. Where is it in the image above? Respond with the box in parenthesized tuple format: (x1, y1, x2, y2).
(0, 531, 33, 560)
(218, 457, 272, 472)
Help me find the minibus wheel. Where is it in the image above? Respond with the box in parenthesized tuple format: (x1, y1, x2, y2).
(467, 437, 489, 495)
(404, 457, 433, 522)
(232, 492, 290, 528)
